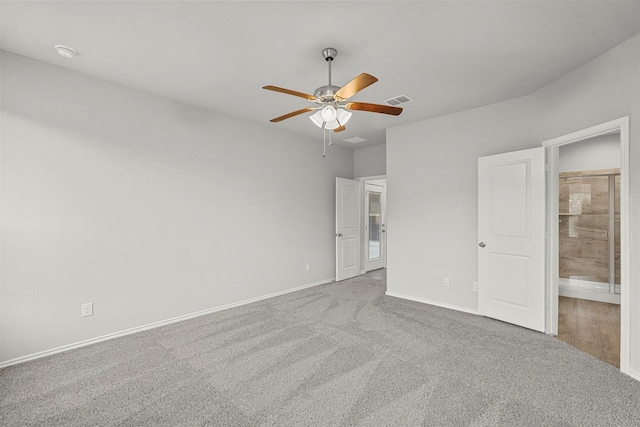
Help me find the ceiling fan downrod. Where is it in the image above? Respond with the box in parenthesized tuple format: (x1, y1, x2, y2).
(322, 47, 337, 86)
(313, 48, 341, 101)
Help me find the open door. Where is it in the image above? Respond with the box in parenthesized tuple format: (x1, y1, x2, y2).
(478, 147, 546, 332)
(336, 178, 361, 281)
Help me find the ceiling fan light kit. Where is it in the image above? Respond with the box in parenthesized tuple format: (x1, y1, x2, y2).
(263, 47, 403, 156)
(321, 105, 337, 122)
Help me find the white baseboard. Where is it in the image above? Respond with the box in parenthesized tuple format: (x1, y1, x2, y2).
(385, 291, 479, 316)
(626, 367, 640, 382)
(0, 278, 333, 369)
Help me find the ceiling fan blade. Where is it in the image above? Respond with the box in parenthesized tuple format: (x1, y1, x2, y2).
(335, 73, 378, 101)
(334, 125, 346, 133)
(263, 85, 316, 101)
(270, 107, 315, 123)
(345, 102, 402, 116)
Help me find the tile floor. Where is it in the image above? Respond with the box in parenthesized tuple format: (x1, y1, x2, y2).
(556, 296, 620, 367)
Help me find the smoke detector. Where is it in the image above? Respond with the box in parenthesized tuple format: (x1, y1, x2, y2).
(54, 45, 78, 58)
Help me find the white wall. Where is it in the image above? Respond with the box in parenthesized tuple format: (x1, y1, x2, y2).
(559, 132, 620, 172)
(354, 143, 386, 178)
(387, 96, 540, 311)
(387, 34, 640, 373)
(0, 52, 354, 363)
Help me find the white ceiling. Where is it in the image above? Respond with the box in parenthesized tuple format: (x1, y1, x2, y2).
(2, 1, 639, 148)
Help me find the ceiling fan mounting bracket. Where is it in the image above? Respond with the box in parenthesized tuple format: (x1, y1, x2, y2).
(322, 47, 337, 62)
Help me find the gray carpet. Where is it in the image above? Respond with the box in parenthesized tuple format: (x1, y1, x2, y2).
(2, 272, 640, 426)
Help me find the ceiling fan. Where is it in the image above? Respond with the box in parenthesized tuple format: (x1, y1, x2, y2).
(263, 48, 403, 135)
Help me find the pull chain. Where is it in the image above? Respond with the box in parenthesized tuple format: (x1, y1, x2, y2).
(323, 128, 326, 157)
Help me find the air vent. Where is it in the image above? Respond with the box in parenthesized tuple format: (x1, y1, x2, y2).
(385, 94, 412, 106)
(343, 136, 367, 144)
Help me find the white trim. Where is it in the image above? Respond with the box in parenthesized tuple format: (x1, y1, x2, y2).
(559, 277, 621, 293)
(628, 368, 640, 383)
(542, 120, 623, 148)
(559, 278, 621, 305)
(620, 118, 631, 376)
(559, 288, 621, 305)
(0, 278, 333, 368)
(386, 291, 479, 316)
(355, 174, 386, 182)
(545, 146, 560, 335)
(542, 116, 630, 376)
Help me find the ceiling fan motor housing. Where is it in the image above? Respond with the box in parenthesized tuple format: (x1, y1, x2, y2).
(314, 84, 341, 102)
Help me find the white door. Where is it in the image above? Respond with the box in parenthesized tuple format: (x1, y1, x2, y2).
(365, 183, 385, 271)
(336, 178, 361, 281)
(478, 147, 546, 332)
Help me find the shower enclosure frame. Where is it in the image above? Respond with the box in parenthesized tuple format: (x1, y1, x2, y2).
(543, 117, 630, 376)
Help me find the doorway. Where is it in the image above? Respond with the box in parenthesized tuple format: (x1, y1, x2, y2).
(335, 176, 387, 282)
(543, 117, 630, 374)
(554, 132, 621, 367)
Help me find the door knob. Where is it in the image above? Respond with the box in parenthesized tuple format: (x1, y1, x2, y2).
(478, 242, 486, 248)
(336, 233, 343, 237)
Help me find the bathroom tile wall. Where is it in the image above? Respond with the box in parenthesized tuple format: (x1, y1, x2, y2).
(559, 169, 620, 284)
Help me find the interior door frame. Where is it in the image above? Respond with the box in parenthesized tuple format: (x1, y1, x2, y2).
(543, 116, 630, 374)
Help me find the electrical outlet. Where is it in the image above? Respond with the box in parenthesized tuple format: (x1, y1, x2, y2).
(444, 277, 450, 287)
(473, 282, 478, 292)
(82, 302, 93, 317)
(305, 263, 311, 272)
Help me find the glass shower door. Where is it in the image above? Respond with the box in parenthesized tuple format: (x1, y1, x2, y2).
(558, 170, 620, 295)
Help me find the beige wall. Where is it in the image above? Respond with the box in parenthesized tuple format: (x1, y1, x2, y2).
(387, 34, 640, 374)
(0, 52, 354, 363)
